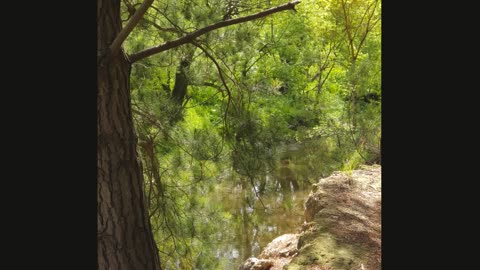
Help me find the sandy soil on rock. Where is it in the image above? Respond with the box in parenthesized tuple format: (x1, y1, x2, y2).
(240, 165, 381, 270)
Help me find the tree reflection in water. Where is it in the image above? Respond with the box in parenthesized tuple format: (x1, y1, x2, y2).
(211, 140, 341, 269)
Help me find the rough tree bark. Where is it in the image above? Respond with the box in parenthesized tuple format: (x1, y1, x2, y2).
(97, 1, 161, 269)
(97, 1, 301, 269)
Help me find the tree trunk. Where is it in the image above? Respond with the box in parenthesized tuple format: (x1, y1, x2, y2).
(171, 58, 192, 105)
(97, 1, 161, 269)
(171, 46, 196, 106)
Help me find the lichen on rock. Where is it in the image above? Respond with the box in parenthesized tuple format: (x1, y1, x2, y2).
(289, 165, 381, 270)
(239, 257, 274, 270)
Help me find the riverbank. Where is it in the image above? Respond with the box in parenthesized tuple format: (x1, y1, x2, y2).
(240, 165, 381, 270)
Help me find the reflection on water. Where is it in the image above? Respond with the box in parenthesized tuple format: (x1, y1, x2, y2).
(209, 139, 340, 269)
(213, 184, 309, 269)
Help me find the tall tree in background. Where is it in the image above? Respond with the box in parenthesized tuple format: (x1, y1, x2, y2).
(97, 0, 301, 269)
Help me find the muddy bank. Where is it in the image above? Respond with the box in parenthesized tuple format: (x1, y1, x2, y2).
(240, 165, 381, 270)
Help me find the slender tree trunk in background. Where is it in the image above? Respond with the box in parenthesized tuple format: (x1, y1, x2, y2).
(171, 46, 196, 106)
(97, 0, 161, 269)
(171, 57, 193, 105)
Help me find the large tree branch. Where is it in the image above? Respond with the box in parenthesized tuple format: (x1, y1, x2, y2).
(109, 0, 154, 57)
(129, 0, 301, 63)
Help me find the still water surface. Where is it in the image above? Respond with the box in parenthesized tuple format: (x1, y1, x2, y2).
(211, 140, 340, 269)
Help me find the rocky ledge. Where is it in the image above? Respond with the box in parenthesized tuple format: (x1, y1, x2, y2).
(240, 165, 381, 270)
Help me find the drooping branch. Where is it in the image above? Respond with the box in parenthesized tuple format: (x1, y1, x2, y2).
(109, 0, 154, 57)
(191, 42, 231, 100)
(129, 0, 302, 63)
(191, 41, 235, 137)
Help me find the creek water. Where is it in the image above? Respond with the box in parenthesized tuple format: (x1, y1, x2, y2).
(210, 139, 341, 269)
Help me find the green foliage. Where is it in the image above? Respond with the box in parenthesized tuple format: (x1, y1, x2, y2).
(123, 0, 381, 268)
